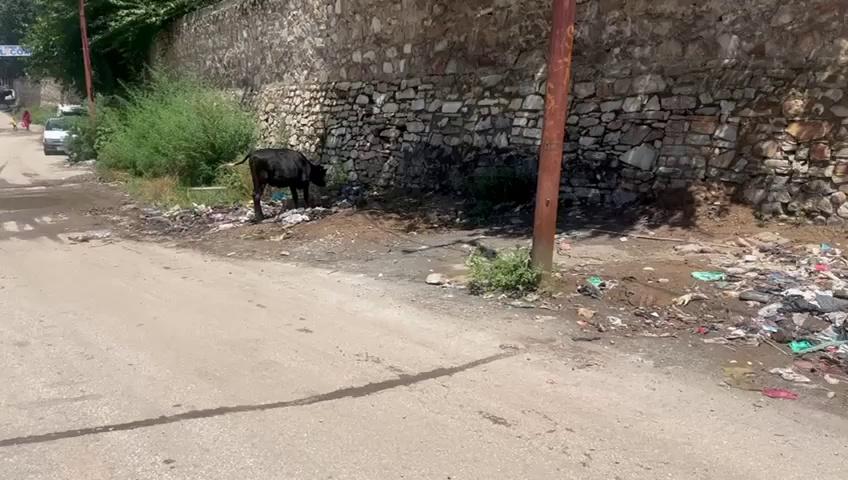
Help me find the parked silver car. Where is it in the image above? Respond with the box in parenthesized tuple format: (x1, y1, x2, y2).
(42, 117, 71, 155)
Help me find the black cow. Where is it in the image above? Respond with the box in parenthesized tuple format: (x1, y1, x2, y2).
(231, 148, 327, 221)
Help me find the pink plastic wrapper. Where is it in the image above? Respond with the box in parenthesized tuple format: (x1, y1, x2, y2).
(762, 388, 799, 400)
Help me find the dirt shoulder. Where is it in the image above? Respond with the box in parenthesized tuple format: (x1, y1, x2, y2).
(75, 180, 848, 415)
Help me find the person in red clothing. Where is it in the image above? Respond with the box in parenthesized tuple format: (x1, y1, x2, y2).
(21, 110, 32, 130)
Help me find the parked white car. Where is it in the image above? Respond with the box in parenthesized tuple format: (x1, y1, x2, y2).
(57, 104, 86, 116)
(42, 117, 71, 155)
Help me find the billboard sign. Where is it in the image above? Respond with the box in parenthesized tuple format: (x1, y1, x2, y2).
(0, 45, 32, 57)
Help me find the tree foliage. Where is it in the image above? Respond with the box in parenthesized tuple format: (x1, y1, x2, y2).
(0, 0, 38, 79)
(23, 0, 213, 94)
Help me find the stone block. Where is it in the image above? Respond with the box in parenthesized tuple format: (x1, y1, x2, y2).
(600, 100, 623, 112)
(690, 119, 717, 135)
(622, 96, 643, 113)
(832, 105, 848, 117)
(523, 128, 543, 139)
(786, 121, 834, 142)
(686, 134, 711, 145)
(620, 145, 658, 171)
(574, 102, 599, 114)
(406, 121, 426, 133)
(621, 126, 652, 145)
(714, 124, 738, 142)
(712, 150, 736, 169)
(522, 94, 545, 110)
(574, 82, 596, 99)
(396, 88, 416, 100)
(810, 143, 832, 163)
(632, 74, 667, 94)
(661, 96, 697, 110)
(441, 101, 464, 114)
(754, 140, 782, 158)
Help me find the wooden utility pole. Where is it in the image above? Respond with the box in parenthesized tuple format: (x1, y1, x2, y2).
(531, 0, 576, 271)
(79, 0, 95, 118)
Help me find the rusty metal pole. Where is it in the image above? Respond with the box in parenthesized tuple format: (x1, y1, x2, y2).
(79, 0, 96, 118)
(531, 0, 576, 272)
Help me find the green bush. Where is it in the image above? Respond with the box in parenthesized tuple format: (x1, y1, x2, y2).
(467, 247, 541, 295)
(67, 102, 119, 163)
(98, 72, 257, 185)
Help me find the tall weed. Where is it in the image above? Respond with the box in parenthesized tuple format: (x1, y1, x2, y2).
(98, 72, 256, 185)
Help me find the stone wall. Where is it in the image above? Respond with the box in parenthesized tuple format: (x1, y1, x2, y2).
(156, 0, 848, 220)
(11, 78, 77, 108)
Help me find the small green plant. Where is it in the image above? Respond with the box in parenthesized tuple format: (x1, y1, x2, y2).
(467, 247, 541, 296)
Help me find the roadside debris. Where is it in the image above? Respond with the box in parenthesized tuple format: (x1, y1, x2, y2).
(691, 271, 726, 282)
(672, 293, 708, 306)
(769, 367, 811, 383)
(762, 388, 799, 400)
(136, 203, 337, 235)
(426, 273, 448, 286)
(67, 230, 112, 243)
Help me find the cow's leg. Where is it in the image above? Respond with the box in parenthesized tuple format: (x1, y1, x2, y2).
(303, 185, 311, 208)
(252, 172, 266, 222)
(290, 186, 300, 209)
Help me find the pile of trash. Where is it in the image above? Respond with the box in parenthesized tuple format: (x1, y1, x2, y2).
(137, 202, 336, 235)
(685, 232, 848, 374)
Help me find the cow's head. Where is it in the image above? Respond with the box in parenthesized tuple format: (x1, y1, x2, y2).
(311, 164, 328, 187)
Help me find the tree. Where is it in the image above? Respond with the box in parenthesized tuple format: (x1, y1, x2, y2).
(0, 0, 38, 80)
(23, 0, 213, 94)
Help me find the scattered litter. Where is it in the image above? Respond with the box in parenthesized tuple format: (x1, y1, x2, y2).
(279, 251, 291, 256)
(769, 367, 811, 383)
(673, 293, 708, 306)
(762, 388, 799, 400)
(789, 340, 814, 353)
(824, 374, 840, 385)
(739, 291, 772, 304)
(425, 273, 448, 286)
(793, 340, 848, 355)
(607, 316, 626, 328)
(691, 271, 726, 282)
(827, 391, 837, 399)
(578, 276, 605, 299)
(67, 230, 112, 243)
(507, 300, 535, 309)
(674, 244, 716, 254)
(577, 308, 596, 320)
(572, 336, 602, 342)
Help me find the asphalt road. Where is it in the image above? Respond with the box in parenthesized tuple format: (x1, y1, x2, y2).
(1, 114, 847, 479)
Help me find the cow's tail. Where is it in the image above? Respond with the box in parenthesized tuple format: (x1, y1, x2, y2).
(226, 152, 252, 168)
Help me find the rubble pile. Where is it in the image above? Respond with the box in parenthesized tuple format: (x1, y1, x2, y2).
(685, 232, 848, 374)
(138, 202, 336, 234)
